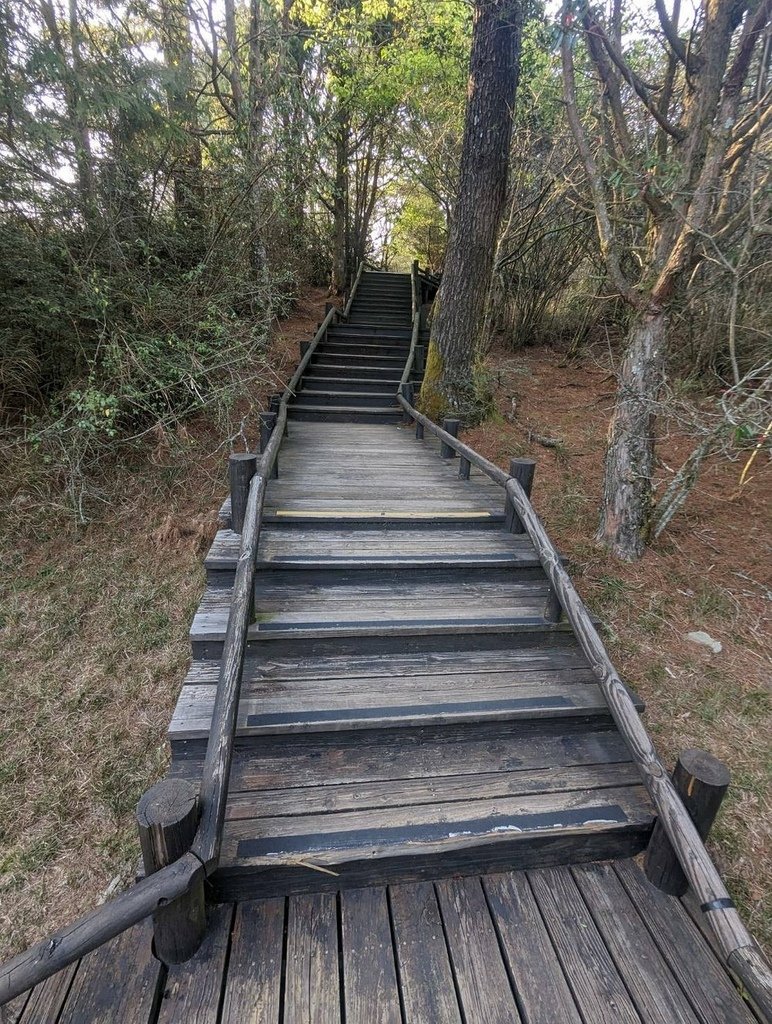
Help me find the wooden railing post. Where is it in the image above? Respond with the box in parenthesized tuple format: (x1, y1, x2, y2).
(260, 412, 279, 478)
(440, 418, 459, 458)
(416, 344, 426, 375)
(300, 340, 310, 358)
(645, 750, 730, 896)
(505, 458, 535, 533)
(229, 453, 257, 535)
(543, 587, 563, 622)
(136, 779, 205, 965)
(415, 421, 424, 440)
(401, 383, 414, 424)
(459, 456, 471, 480)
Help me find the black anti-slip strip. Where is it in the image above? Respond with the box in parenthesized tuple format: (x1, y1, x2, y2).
(700, 898, 736, 912)
(236, 805, 629, 859)
(254, 615, 545, 632)
(245, 695, 573, 728)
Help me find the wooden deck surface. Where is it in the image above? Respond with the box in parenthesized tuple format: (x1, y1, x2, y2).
(6, 861, 755, 1024)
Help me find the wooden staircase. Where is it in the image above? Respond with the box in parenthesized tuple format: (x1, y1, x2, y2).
(288, 271, 422, 423)
(171, 392, 655, 901)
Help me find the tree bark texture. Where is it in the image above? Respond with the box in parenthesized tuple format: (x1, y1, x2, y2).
(421, 0, 523, 421)
(597, 308, 667, 559)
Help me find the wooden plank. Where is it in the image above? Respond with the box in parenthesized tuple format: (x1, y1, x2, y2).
(220, 898, 285, 1024)
(527, 866, 641, 1024)
(224, 763, 643, 819)
(283, 893, 340, 1024)
(223, 785, 650, 866)
(15, 963, 77, 1024)
(614, 861, 755, 1024)
(179, 725, 637, 790)
(571, 863, 700, 1024)
(182, 640, 586, 685)
(57, 918, 163, 1024)
(340, 888, 401, 1024)
(169, 677, 621, 739)
(1, 993, 30, 1024)
(435, 876, 521, 1023)
(156, 904, 233, 1024)
(482, 872, 582, 1024)
(388, 882, 462, 1024)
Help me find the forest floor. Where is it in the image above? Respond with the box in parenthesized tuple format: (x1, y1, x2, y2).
(0, 287, 331, 959)
(466, 341, 771, 949)
(0, 294, 768, 960)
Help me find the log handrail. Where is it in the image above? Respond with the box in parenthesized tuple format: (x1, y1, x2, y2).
(396, 393, 772, 1022)
(0, 302, 340, 1008)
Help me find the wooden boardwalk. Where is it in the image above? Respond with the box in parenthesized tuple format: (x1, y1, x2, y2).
(3, 271, 764, 1022)
(170, 410, 654, 900)
(6, 861, 755, 1023)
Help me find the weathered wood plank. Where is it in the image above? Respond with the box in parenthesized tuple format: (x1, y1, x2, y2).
(284, 893, 340, 1024)
(222, 785, 651, 866)
(340, 888, 401, 1024)
(528, 866, 642, 1024)
(482, 871, 582, 1024)
(435, 876, 521, 1023)
(614, 861, 755, 1024)
(57, 918, 162, 1024)
(572, 862, 700, 1024)
(223, 763, 643, 819)
(16, 964, 78, 1024)
(219, 898, 285, 1024)
(388, 883, 462, 1024)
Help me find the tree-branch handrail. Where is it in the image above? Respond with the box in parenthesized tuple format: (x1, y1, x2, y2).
(395, 392, 772, 1021)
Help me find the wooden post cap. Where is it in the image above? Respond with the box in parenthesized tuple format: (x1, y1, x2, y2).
(137, 779, 199, 874)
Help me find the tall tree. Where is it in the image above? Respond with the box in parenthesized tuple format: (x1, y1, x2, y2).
(420, 0, 524, 420)
(560, 0, 771, 559)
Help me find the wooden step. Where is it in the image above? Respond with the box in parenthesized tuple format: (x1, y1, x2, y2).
(292, 390, 398, 408)
(170, 721, 653, 899)
(318, 342, 410, 357)
(190, 569, 570, 656)
(301, 376, 401, 393)
(311, 352, 405, 366)
(205, 525, 546, 575)
(287, 404, 402, 423)
(170, 660, 642, 746)
(328, 326, 414, 339)
(306, 363, 406, 378)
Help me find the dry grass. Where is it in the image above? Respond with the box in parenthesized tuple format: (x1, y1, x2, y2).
(0, 288, 330, 959)
(467, 343, 771, 950)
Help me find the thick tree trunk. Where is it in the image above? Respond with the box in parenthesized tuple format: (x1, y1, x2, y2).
(420, 0, 523, 421)
(597, 307, 667, 559)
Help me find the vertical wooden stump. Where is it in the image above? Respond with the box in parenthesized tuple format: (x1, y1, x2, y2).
(505, 457, 536, 533)
(441, 418, 460, 458)
(458, 456, 471, 480)
(300, 340, 310, 358)
(229, 453, 257, 535)
(415, 421, 424, 440)
(543, 587, 563, 622)
(136, 779, 206, 965)
(269, 393, 282, 415)
(402, 383, 414, 424)
(259, 412, 279, 478)
(644, 749, 731, 896)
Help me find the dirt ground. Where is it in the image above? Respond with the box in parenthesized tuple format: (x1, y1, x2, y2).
(465, 342, 771, 947)
(0, 288, 331, 959)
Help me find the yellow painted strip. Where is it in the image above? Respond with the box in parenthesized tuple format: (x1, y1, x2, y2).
(273, 510, 495, 519)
